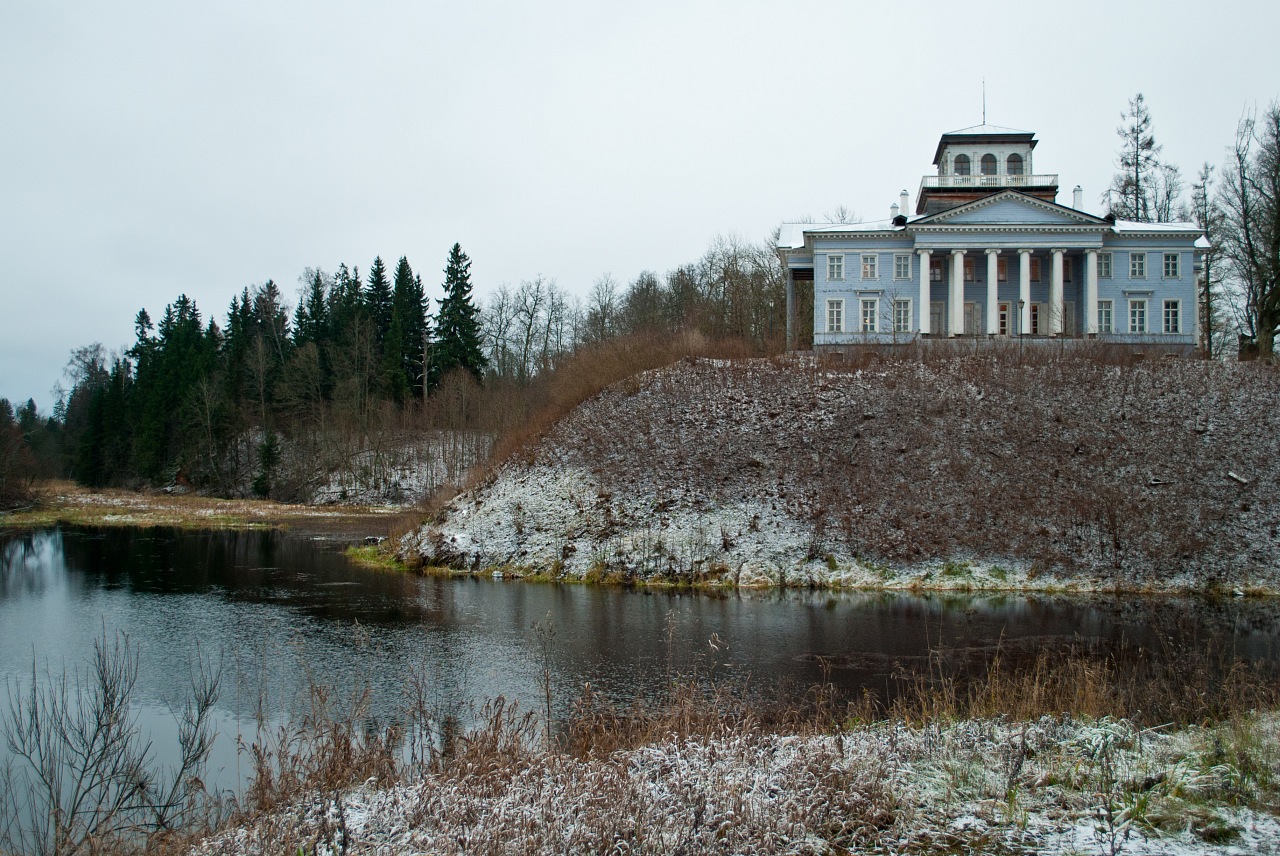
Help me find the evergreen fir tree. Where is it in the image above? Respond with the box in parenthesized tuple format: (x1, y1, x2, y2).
(386, 256, 428, 402)
(432, 243, 487, 388)
(364, 256, 393, 348)
(295, 270, 328, 348)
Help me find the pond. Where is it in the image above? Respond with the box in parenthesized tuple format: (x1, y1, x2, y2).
(2, 525, 1278, 797)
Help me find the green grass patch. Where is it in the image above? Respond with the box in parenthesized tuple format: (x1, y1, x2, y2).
(344, 544, 407, 572)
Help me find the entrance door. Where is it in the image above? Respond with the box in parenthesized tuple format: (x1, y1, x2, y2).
(998, 302, 1011, 336)
(930, 301, 945, 335)
(963, 302, 980, 336)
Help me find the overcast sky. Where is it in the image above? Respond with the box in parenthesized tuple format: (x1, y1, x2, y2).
(2, 0, 1277, 411)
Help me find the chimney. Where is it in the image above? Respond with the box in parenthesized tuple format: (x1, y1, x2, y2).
(891, 202, 900, 219)
(900, 189, 910, 215)
(1073, 185, 1083, 209)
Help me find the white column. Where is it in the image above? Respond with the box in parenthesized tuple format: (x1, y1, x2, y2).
(917, 250, 931, 335)
(950, 249, 965, 337)
(1018, 250, 1031, 335)
(1050, 248, 1065, 336)
(985, 249, 1000, 335)
(1085, 249, 1099, 336)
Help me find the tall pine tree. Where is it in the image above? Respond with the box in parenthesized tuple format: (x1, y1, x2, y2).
(432, 244, 486, 388)
(384, 256, 428, 402)
(364, 256, 393, 349)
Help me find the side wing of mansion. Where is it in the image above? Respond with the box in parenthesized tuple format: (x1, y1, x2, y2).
(777, 125, 1208, 351)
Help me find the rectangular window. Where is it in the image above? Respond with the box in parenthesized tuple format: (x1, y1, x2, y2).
(998, 257, 1008, 282)
(1030, 258, 1041, 281)
(1063, 257, 1073, 282)
(894, 254, 911, 280)
(1129, 299, 1147, 333)
(1098, 299, 1113, 334)
(1130, 252, 1146, 279)
(826, 299, 843, 333)
(930, 259, 944, 282)
(1163, 299, 1180, 333)
(861, 298, 878, 332)
(827, 255, 844, 281)
(1163, 252, 1180, 278)
(1099, 252, 1113, 279)
(861, 254, 878, 280)
(964, 258, 975, 282)
(893, 299, 911, 333)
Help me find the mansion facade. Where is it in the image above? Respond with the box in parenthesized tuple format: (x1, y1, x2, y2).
(777, 125, 1208, 351)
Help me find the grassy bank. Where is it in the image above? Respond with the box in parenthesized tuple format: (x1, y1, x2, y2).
(0, 480, 415, 540)
(400, 556, 1280, 598)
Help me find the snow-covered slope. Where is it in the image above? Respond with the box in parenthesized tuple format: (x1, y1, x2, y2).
(400, 355, 1280, 591)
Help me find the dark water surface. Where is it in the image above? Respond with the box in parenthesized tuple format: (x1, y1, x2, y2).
(3, 526, 1278, 794)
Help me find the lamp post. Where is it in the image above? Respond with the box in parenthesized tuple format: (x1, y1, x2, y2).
(1017, 299, 1026, 359)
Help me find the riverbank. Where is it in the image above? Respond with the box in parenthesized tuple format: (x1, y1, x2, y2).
(0, 480, 412, 541)
(189, 629, 1280, 854)
(400, 354, 1280, 595)
(194, 712, 1280, 855)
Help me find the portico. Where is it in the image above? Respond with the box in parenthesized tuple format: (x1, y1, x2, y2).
(910, 231, 1106, 338)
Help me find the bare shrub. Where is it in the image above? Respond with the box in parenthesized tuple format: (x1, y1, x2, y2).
(0, 631, 220, 856)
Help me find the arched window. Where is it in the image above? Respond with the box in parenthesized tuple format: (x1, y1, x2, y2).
(954, 154, 971, 176)
(981, 153, 998, 175)
(1007, 153, 1024, 175)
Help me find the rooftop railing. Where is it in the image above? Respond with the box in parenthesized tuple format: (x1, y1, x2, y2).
(920, 173, 1059, 189)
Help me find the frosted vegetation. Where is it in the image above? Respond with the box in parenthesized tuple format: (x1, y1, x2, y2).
(402, 350, 1280, 592)
(196, 714, 1280, 855)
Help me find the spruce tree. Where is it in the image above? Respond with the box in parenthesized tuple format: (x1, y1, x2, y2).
(387, 256, 428, 401)
(295, 270, 328, 348)
(364, 256, 393, 348)
(432, 243, 487, 388)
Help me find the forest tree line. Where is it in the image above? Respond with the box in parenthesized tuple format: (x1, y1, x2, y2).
(1, 234, 784, 505)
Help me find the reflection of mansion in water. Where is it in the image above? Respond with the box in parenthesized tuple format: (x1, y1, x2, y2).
(777, 125, 1208, 351)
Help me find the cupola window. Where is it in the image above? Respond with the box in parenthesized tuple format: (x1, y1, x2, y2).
(980, 154, 997, 175)
(954, 154, 971, 176)
(1007, 153, 1024, 175)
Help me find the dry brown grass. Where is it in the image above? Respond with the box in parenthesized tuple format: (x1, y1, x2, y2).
(469, 332, 757, 493)
(882, 640, 1280, 727)
(185, 642, 1280, 854)
(1, 479, 407, 540)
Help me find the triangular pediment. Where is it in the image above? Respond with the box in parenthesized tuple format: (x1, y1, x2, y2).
(916, 191, 1108, 227)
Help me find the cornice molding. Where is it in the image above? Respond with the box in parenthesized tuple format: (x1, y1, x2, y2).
(917, 189, 1109, 226)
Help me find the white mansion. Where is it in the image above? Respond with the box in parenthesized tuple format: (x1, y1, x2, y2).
(777, 125, 1208, 351)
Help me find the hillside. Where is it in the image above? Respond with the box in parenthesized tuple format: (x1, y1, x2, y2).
(399, 353, 1280, 591)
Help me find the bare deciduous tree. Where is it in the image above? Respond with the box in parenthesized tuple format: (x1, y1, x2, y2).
(1219, 104, 1280, 358)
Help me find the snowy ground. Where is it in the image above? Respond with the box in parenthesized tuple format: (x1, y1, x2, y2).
(195, 714, 1280, 855)
(400, 355, 1280, 593)
(308, 431, 489, 506)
